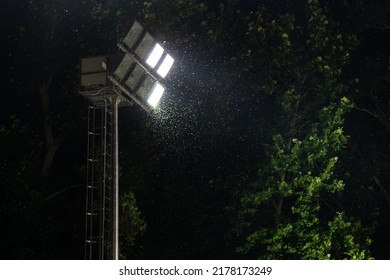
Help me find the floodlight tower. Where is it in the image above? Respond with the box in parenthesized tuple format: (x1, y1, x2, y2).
(79, 20, 174, 260)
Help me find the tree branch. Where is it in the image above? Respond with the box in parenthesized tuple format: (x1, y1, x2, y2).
(373, 176, 390, 204)
(352, 102, 379, 119)
(44, 184, 83, 203)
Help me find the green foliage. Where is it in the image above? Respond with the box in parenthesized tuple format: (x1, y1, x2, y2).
(142, 0, 210, 44)
(229, 2, 372, 259)
(120, 192, 147, 259)
(2, 0, 386, 259)
(142, 0, 377, 259)
(237, 97, 371, 259)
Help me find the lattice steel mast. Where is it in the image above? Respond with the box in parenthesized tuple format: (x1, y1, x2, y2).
(84, 95, 118, 260)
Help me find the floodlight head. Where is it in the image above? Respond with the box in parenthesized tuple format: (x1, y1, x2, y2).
(147, 83, 165, 107)
(108, 20, 176, 111)
(146, 43, 164, 68)
(157, 54, 174, 78)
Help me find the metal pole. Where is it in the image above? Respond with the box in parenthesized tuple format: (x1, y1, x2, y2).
(112, 96, 120, 260)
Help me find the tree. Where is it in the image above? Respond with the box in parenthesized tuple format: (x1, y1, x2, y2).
(0, 117, 42, 258)
(2, 0, 147, 259)
(2, 0, 386, 259)
(231, 0, 375, 259)
(120, 192, 147, 259)
(5, 0, 143, 177)
(237, 98, 371, 259)
(142, 0, 374, 259)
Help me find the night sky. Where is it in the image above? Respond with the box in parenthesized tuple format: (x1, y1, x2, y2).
(1, 0, 389, 260)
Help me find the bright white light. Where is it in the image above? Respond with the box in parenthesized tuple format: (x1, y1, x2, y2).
(146, 44, 164, 68)
(157, 54, 174, 78)
(147, 83, 165, 107)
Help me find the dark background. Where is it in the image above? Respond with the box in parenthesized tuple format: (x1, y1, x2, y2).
(1, 0, 389, 259)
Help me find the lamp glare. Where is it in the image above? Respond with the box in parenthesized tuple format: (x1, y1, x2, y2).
(146, 44, 164, 68)
(147, 83, 165, 107)
(157, 54, 174, 78)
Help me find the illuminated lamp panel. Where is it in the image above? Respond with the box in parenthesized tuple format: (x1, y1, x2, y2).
(146, 43, 164, 68)
(147, 83, 165, 108)
(157, 54, 174, 78)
